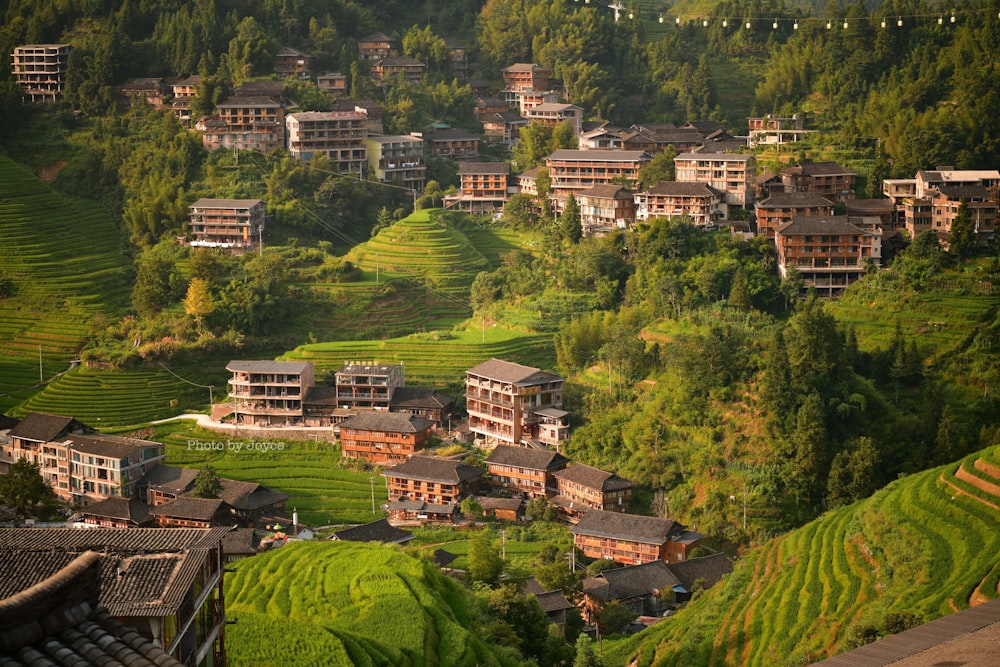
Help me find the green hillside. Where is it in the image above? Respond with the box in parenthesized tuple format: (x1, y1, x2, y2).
(224, 540, 518, 667)
(604, 445, 1000, 665)
(0, 154, 132, 412)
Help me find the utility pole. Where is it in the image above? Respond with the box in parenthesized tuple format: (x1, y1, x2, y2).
(743, 488, 747, 531)
(370, 475, 376, 514)
(38, 345, 43, 383)
(376, 252, 380, 284)
(501, 528, 506, 559)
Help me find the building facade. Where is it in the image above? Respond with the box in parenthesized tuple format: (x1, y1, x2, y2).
(338, 412, 435, 466)
(335, 362, 404, 410)
(545, 149, 650, 201)
(754, 192, 836, 238)
(570, 510, 702, 565)
(188, 198, 265, 253)
(675, 151, 756, 208)
(780, 161, 857, 202)
(577, 184, 636, 236)
(635, 181, 725, 225)
(11, 44, 71, 102)
(202, 95, 285, 153)
(465, 358, 566, 447)
(365, 134, 426, 192)
(286, 111, 367, 172)
(775, 216, 883, 297)
(552, 463, 634, 516)
(484, 445, 569, 500)
(227, 360, 315, 426)
(444, 161, 511, 213)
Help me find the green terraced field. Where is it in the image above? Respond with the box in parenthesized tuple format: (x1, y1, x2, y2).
(224, 541, 517, 666)
(604, 445, 1000, 665)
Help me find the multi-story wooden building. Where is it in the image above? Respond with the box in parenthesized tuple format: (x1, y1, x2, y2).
(509, 89, 560, 115)
(501, 63, 550, 93)
(11, 44, 71, 102)
(444, 161, 511, 213)
(286, 111, 367, 172)
(754, 191, 836, 238)
(337, 411, 436, 466)
(523, 103, 583, 135)
(780, 161, 857, 202)
(2, 412, 165, 505)
(150, 497, 230, 528)
(929, 186, 998, 245)
(484, 445, 569, 499)
(383, 456, 483, 523)
(358, 32, 398, 62)
(371, 56, 426, 86)
(388, 387, 456, 425)
(675, 150, 756, 208)
(570, 510, 702, 565)
(365, 134, 426, 192)
(116, 78, 168, 108)
(227, 360, 314, 426)
(483, 110, 528, 148)
(466, 358, 566, 447)
(545, 149, 650, 203)
(274, 47, 311, 78)
(747, 113, 813, 147)
(622, 125, 705, 155)
(188, 198, 265, 253)
(317, 72, 348, 96)
(552, 463, 634, 518)
(335, 362, 404, 410)
(635, 181, 725, 226)
(202, 95, 285, 153)
(423, 127, 480, 159)
(775, 216, 883, 297)
(577, 184, 636, 236)
(170, 74, 200, 121)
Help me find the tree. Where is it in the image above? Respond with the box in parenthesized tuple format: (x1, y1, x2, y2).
(595, 599, 634, 636)
(826, 436, 881, 508)
(560, 194, 582, 243)
(779, 266, 803, 310)
(728, 266, 752, 310)
(949, 202, 976, 263)
(467, 529, 505, 586)
(0, 459, 54, 518)
(460, 496, 483, 520)
(132, 254, 182, 318)
(192, 465, 222, 498)
(637, 146, 677, 190)
(783, 392, 829, 509)
(573, 634, 603, 667)
(184, 277, 216, 330)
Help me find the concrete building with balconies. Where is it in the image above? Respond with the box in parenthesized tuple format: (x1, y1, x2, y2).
(188, 198, 265, 253)
(227, 360, 314, 426)
(11, 44, 71, 102)
(365, 134, 426, 192)
(286, 111, 368, 173)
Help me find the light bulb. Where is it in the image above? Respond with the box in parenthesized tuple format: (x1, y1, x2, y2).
(658, 14, 663, 23)
(826, 20, 832, 29)
(793, 20, 798, 30)
(772, 19, 778, 29)
(950, 14, 955, 23)
(703, 19, 708, 27)
(880, 19, 886, 28)
(746, 21, 751, 29)
(722, 19, 728, 27)
(843, 20, 849, 29)
(897, 17, 903, 27)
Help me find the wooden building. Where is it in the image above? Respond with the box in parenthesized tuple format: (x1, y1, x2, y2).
(754, 191, 836, 238)
(466, 358, 566, 448)
(338, 411, 435, 466)
(551, 463, 634, 519)
(484, 445, 569, 500)
(570, 509, 703, 565)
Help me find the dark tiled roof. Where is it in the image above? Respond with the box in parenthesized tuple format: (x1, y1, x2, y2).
(8, 412, 79, 442)
(387, 499, 457, 515)
(667, 553, 733, 591)
(457, 162, 511, 175)
(535, 590, 574, 613)
(466, 358, 562, 385)
(144, 464, 199, 494)
(571, 510, 683, 545)
(219, 479, 289, 511)
(647, 181, 723, 197)
(486, 445, 569, 471)
(676, 151, 752, 161)
(578, 184, 632, 199)
(304, 385, 338, 405)
(67, 433, 159, 459)
(222, 528, 258, 556)
(338, 411, 435, 433)
(936, 185, 991, 200)
(432, 549, 457, 567)
(226, 359, 311, 374)
(554, 463, 634, 493)
(474, 496, 523, 511)
(784, 161, 856, 176)
(776, 216, 867, 236)
(383, 456, 484, 484)
(0, 527, 228, 553)
(331, 519, 413, 544)
(390, 386, 455, 411)
(426, 128, 479, 141)
(377, 55, 425, 67)
(584, 560, 681, 602)
(695, 139, 749, 153)
(756, 192, 836, 208)
(548, 149, 648, 162)
(0, 414, 18, 430)
(501, 63, 548, 72)
(149, 497, 227, 521)
(684, 120, 727, 134)
(79, 497, 153, 524)
(217, 95, 282, 108)
(845, 198, 895, 213)
(360, 32, 395, 43)
(0, 551, 185, 666)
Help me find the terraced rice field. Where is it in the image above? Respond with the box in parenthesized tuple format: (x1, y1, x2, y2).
(605, 445, 1000, 665)
(0, 155, 131, 412)
(224, 541, 514, 666)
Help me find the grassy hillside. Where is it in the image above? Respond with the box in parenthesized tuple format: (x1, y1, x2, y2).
(0, 154, 132, 412)
(604, 445, 1000, 665)
(224, 540, 518, 666)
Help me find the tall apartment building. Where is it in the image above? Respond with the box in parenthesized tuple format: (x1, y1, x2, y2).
(443, 162, 511, 213)
(274, 47, 311, 78)
(780, 161, 857, 202)
(227, 360, 315, 426)
(577, 184, 636, 236)
(358, 32, 398, 62)
(634, 181, 725, 226)
(754, 192, 836, 238)
(775, 216, 882, 297)
(371, 56, 426, 86)
(335, 362, 404, 410)
(889, 169, 1000, 242)
(202, 95, 285, 153)
(545, 149, 650, 202)
(286, 111, 367, 172)
(465, 358, 567, 448)
(317, 72, 347, 96)
(2, 412, 165, 505)
(501, 63, 550, 93)
(523, 103, 583, 135)
(365, 134, 426, 192)
(188, 198, 265, 253)
(674, 151, 757, 207)
(11, 44, 71, 102)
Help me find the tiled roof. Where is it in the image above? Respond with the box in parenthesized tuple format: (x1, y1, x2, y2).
(457, 162, 511, 175)
(222, 528, 258, 556)
(432, 548, 457, 567)
(338, 411, 435, 433)
(383, 456, 484, 484)
(570, 510, 683, 545)
(426, 128, 479, 141)
(502, 63, 548, 72)
(8, 412, 79, 442)
(474, 496, 523, 511)
(936, 185, 991, 199)
(144, 464, 199, 494)
(646, 181, 723, 197)
(485, 445, 569, 471)
(578, 184, 632, 199)
(583, 560, 680, 602)
(360, 32, 395, 43)
(217, 95, 281, 108)
(0, 527, 227, 553)
(387, 499, 457, 515)
(784, 161, 856, 176)
(776, 216, 867, 236)
(79, 497, 153, 524)
(226, 359, 310, 374)
(376, 55, 425, 67)
(67, 433, 159, 459)
(548, 149, 648, 162)
(756, 192, 835, 208)
(676, 151, 752, 161)
(667, 553, 733, 591)
(535, 590, 574, 613)
(390, 386, 455, 410)
(554, 463, 634, 493)
(219, 479, 289, 511)
(0, 551, 185, 667)
(149, 497, 226, 521)
(845, 198, 895, 213)
(331, 519, 413, 544)
(304, 385, 339, 405)
(466, 358, 562, 385)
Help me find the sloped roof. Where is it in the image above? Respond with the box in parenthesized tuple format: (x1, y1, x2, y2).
(226, 359, 310, 374)
(582, 560, 681, 602)
(331, 519, 413, 544)
(570, 510, 683, 545)
(390, 387, 455, 411)
(149, 497, 227, 522)
(66, 433, 159, 459)
(457, 162, 511, 176)
(466, 358, 562, 385)
(78, 497, 153, 525)
(784, 161, 856, 176)
(360, 32, 396, 43)
(218, 478, 289, 511)
(383, 456, 484, 484)
(486, 445, 569, 471)
(535, 590, 575, 613)
(936, 185, 991, 200)
(756, 192, 836, 208)
(426, 127, 479, 141)
(222, 528, 258, 556)
(474, 496, 523, 512)
(548, 149, 648, 162)
(432, 548, 457, 567)
(554, 463, 634, 493)
(577, 184, 633, 199)
(144, 464, 199, 494)
(8, 412, 80, 442)
(845, 198, 895, 214)
(667, 553, 734, 591)
(502, 63, 549, 72)
(338, 411, 435, 434)
(646, 181, 724, 197)
(776, 216, 867, 236)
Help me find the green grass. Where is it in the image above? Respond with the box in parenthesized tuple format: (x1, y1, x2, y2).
(224, 541, 517, 666)
(603, 445, 1000, 665)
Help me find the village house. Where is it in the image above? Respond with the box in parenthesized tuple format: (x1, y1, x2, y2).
(286, 111, 368, 173)
(475, 95, 509, 120)
(170, 74, 200, 121)
(747, 113, 814, 147)
(517, 166, 542, 196)
(551, 463, 635, 520)
(466, 358, 567, 448)
(11, 44, 71, 102)
(338, 411, 436, 466)
(141, 464, 289, 521)
(0, 526, 229, 666)
(928, 186, 998, 245)
(674, 150, 756, 208)
(501, 63, 550, 94)
(188, 198, 266, 253)
(383, 455, 484, 523)
(389, 387, 456, 424)
(622, 124, 706, 155)
(577, 184, 636, 236)
(201, 95, 285, 153)
(510, 89, 560, 115)
(845, 198, 898, 229)
(422, 127, 480, 160)
(150, 496, 230, 528)
(570, 509, 703, 565)
(775, 215, 883, 297)
(227, 359, 313, 426)
(1, 412, 165, 505)
(274, 46, 311, 78)
(523, 102, 584, 135)
(885, 168, 1000, 240)
(365, 134, 426, 192)
(545, 149, 650, 207)
(77, 496, 154, 528)
(578, 124, 626, 151)
(444, 37, 468, 78)
(483, 110, 528, 148)
(115, 77, 168, 108)
(332, 98, 385, 134)
(484, 445, 569, 499)
(335, 362, 405, 410)
(444, 161, 512, 213)
(358, 32, 398, 62)
(473, 495, 524, 521)
(780, 161, 857, 202)
(331, 518, 414, 544)
(371, 55, 426, 86)
(317, 72, 348, 96)
(754, 191, 836, 238)
(635, 181, 725, 226)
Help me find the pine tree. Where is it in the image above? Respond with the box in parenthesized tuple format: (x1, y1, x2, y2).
(561, 193, 582, 243)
